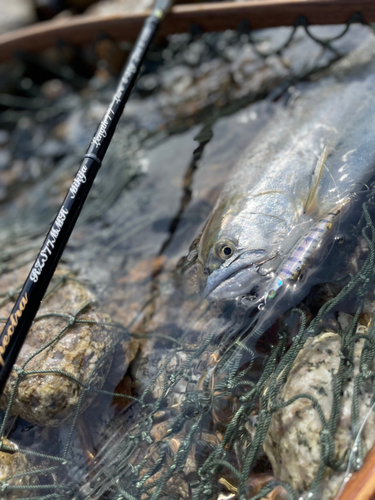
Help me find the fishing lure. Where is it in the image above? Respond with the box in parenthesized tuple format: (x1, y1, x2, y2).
(264, 198, 349, 303)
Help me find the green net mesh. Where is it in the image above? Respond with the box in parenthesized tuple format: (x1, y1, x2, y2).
(1, 16, 375, 500)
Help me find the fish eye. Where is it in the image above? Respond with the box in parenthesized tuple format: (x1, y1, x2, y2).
(335, 235, 345, 244)
(214, 240, 237, 260)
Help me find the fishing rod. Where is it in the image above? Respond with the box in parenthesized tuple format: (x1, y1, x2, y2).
(0, 0, 172, 396)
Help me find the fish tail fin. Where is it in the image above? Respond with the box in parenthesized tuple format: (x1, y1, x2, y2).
(304, 146, 329, 215)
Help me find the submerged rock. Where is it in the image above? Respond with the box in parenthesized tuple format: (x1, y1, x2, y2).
(264, 327, 375, 499)
(0, 0, 36, 34)
(131, 25, 373, 128)
(86, 0, 154, 15)
(0, 276, 116, 427)
(0, 439, 38, 499)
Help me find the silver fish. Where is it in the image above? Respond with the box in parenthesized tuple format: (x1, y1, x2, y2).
(195, 75, 375, 300)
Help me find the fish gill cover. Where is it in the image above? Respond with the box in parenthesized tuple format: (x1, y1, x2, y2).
(1, 16, 375, 500)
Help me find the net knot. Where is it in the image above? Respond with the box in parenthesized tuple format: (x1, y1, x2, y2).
(358, 273, 369, 283)
(320, 428, 335, 463)
(180, 392, 209, 416)
(14, 367, 26, 378)
(203, 486, 213, 496)
(361, 363, 373, 379)
(68, 316, 77, 327)
(268, 401, 277, 412)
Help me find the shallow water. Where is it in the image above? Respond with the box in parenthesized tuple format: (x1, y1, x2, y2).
(1, 22, 375, 500)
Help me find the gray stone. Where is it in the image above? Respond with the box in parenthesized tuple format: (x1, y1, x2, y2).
(264, 327, 375, 499)
(0, 277, 116, 427)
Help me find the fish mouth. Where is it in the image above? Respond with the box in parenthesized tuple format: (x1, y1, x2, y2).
(200, 252, 275, 301)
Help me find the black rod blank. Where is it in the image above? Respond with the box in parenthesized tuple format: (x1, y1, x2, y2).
(0, 0, 171, 396)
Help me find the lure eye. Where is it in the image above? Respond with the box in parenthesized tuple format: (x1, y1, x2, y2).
(214, 240, 237, 260)
(268, 289, 276, 299)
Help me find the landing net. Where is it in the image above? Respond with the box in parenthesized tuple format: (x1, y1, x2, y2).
(0, 15, 374, 500)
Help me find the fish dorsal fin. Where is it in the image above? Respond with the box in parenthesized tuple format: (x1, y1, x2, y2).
(304, 146, 328, 215)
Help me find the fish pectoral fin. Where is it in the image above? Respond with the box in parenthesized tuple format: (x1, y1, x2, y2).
(304, 146, 328, 215)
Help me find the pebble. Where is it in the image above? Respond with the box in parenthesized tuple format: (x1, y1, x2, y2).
(0, 439, 38, 499)
(0, 277, 117, 427)
(264, 328, 375, 499)
(40, 79, 69, 101)
(0, 0, 36, 34)
(86, 0, 154, 15)
(0, 130, 9, 147)
(0, 149, 11, 170)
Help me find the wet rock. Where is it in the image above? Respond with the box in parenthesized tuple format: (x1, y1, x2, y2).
(0, 131, 9, 147)
(133, 25, 373, 127)
(131, 343, 166, 399)
(264, 329, 375, 499)
(160, 66, 194, 97)
(38, 138, 66, 158)
(0, 159, 27, 198)
(246, 474, 288, 500)
(86, 0, 154, 16)
(164, 472, 190, 500)
(150, 420, 169, 442)
(0, 439, 38, 499)
(0, 149, 11, 170)
(0, 0, 36, 34)
(40, 79, 69, 101)
(0, 277, 117, 427)
(231, 43, 265, 84)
